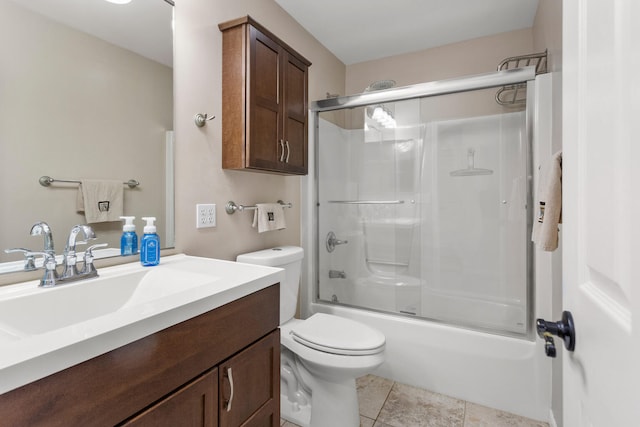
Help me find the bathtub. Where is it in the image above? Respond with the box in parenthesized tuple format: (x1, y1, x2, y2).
(307, 300, 550, 422)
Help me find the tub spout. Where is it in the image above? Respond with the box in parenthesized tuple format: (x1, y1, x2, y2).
(329, 270, 347, 279)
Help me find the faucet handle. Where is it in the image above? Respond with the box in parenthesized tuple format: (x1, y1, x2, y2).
(24, 251, 58, 287)
(25, 251, 57, 268)
(84, 243, 108, 260)
(82, 243, 108, 276)
(4, 248, 38, 271)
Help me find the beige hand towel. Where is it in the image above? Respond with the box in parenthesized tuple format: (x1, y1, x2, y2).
(532, 151, 562, 251)
(76, 179, 124, 223)
(252, 203, 286, 233)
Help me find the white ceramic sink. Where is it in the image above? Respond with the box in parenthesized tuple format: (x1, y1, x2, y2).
(0, 254, 285, 394)
(0, 268, 217, 336)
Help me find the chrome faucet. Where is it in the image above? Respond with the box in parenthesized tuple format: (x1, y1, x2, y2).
(30, 221, 55, 256)
(25, 251, 59, 287)
(326, 231, 349, 253)
(6, 223, 106, 287)
(81, 243, 108, 277)
(61, 224, 96, 280)
(3, 248, 38, 271)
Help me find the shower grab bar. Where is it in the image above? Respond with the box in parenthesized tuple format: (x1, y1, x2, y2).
(327, 200, 404, 205)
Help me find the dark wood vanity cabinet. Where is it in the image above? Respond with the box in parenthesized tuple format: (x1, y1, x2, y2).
(219, 332, 280, 427)
(122, 369, 219, 427)
(0, 285, 280, 427)
(219, 16, 311, 175)
(124, 331, 280, 427)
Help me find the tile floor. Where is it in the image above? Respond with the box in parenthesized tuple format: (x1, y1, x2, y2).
(280, 374, 549, 427)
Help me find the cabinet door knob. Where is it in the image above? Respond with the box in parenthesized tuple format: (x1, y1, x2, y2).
(224, 367, 235, 412)
(279, 140, 285, 162)
(285, 140, 290, 163)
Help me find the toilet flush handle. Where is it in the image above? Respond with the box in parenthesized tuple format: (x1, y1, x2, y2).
(224, 367, 235, 412)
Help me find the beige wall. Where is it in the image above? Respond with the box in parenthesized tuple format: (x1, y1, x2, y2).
(0, 0, 172, 263)
(345, 28, 534, 95)
(173, 0, 345, 261)
(533, 0, 563, 72)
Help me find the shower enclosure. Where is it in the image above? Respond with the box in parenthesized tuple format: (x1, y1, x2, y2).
(312, 68, 534, 337)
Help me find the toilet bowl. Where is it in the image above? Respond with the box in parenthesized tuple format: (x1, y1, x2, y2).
(237, 246, 386, 427)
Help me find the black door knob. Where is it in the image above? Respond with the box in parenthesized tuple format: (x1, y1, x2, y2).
(536, 311, 576, 357)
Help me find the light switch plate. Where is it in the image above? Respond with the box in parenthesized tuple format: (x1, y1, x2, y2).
(196, 203, 216, 228)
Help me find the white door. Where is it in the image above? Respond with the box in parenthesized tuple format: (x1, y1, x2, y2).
(563, 0, 640, 426)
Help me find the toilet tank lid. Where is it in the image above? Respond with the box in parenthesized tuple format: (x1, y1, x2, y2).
(236, 246, 304, 266)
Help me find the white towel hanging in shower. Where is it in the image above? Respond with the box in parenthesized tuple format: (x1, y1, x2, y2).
(532, 150, 562, 251)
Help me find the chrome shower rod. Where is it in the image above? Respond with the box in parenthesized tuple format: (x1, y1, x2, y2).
(311, 67, 536, 112)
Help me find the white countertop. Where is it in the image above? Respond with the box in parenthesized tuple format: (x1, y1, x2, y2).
(0, 254, 284, 394)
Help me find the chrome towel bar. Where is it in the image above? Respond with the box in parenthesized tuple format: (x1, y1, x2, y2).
(225, 200, 292, 215)
(39, 176, 140, 188)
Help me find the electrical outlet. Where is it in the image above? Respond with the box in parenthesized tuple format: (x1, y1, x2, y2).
(196, 203, 216, 228)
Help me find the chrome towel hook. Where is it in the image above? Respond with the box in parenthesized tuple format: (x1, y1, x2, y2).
(194, 113, 215, 127)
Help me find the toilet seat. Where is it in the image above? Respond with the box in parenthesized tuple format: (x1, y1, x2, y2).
(290, 313, 385, 356)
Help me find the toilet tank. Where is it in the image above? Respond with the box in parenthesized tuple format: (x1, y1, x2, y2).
(236, 246, 304, 324)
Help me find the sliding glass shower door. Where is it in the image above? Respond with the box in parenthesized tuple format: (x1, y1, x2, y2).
(315, 84, 531, 336)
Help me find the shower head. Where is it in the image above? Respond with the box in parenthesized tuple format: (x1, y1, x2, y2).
(365, 79, 397, 92)
(449, 148, 494, 177)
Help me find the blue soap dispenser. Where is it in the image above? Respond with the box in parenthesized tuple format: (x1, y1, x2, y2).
(140, 216, 160, 266)
(119, 216, 138, 256)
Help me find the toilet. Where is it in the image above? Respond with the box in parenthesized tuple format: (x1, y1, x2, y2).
(236, 246, 385, 427)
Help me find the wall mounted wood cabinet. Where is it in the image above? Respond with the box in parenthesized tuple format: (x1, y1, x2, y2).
(0, 285, 281, 427)
(219, 16, 311, 175)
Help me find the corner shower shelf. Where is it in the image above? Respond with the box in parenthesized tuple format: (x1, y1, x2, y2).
(495, 50, 547, 106)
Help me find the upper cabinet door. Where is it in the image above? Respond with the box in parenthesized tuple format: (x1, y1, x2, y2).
(220, 16, 311, 175)
(248, 26, 283, 171)
(281, 53, 308, 174)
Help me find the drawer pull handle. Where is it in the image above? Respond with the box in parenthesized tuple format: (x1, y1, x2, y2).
(225, 367, 234, 412)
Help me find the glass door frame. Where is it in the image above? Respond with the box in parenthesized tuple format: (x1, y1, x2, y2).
(309, 67, 537, 338)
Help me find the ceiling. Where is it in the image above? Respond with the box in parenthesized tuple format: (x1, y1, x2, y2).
(275, 0, 540, 65)
(9, 0, 173, 67)
(9, 0, 540, 69)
